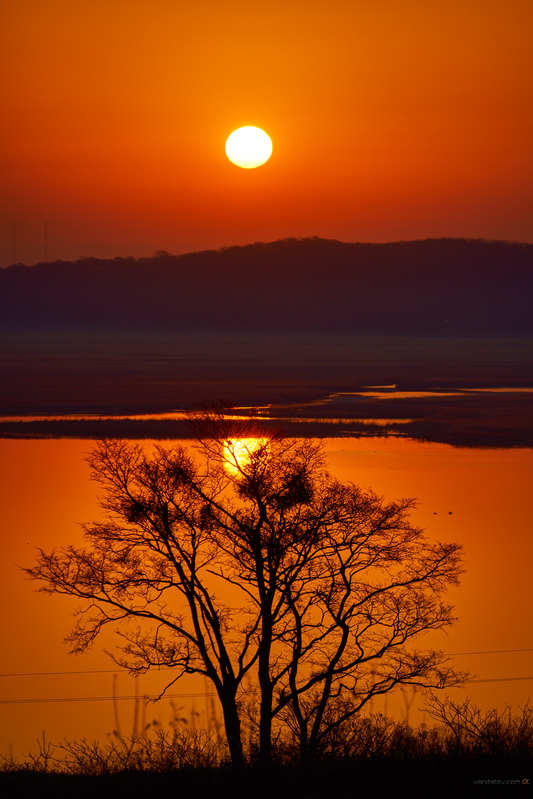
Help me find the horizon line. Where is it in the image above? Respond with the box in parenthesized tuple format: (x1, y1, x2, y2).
(4, 234, 533, 270)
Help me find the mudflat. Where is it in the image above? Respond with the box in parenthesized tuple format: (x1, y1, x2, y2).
(1, 332, 532, 446)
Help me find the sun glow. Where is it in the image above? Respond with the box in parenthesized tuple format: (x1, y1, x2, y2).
(223, 437, 269, 475)
(225, 126, 273, 169)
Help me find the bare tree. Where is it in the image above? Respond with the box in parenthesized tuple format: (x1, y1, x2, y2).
(26, 419, 464, 766)
(271, 481, 464, 759)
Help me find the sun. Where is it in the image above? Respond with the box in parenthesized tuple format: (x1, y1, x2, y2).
(223, 437, 269, 475)
(225, 126, 273, 169)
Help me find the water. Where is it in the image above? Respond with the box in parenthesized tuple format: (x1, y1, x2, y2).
(1, 386, 533, 448)
(0, 436, 532, 758)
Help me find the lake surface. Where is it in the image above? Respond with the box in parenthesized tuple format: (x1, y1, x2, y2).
(1, 436, 532, 759)
(2, 330, 532, 411)
(1, 385, 533, 446)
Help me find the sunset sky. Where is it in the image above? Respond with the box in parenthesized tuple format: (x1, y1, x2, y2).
(1, 0, 532, 266)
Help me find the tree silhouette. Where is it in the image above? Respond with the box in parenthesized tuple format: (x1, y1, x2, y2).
(26, 419, 464, 766)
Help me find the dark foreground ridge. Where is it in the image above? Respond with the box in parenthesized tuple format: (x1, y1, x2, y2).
(2, 237, 532, 334)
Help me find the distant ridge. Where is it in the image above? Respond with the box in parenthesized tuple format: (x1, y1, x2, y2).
(1, 237, 532, 334)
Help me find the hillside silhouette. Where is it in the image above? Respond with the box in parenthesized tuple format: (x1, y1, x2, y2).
(2, 238, 532, 334)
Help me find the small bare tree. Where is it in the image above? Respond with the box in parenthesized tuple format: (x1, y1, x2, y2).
(26, 418, 464, 766)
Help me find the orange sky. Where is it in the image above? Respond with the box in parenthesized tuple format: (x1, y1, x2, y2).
(1, 0, 532, 266)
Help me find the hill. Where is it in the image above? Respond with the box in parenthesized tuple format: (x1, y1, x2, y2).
(1, 238, 531, 334)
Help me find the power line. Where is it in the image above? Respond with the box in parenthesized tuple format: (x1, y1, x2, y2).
(0, 692, 215, 705)
(448, 648, 533, 657)
(2, 647, 533, 679)
(0, 669, 127, 678)
(468, 676, 533, 684)
(0, 677, 532, 706)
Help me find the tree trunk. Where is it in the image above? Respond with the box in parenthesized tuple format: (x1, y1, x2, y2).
(259, 676, 273, 764)
(296, 719, 310, 765)
(258, 619, 273, 764)
(220, 693, 244, 768)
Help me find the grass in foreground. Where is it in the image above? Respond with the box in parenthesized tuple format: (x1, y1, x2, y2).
(1, 700, 532, 796)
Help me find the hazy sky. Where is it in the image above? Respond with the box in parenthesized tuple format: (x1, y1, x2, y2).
(1, 0, 532, 265)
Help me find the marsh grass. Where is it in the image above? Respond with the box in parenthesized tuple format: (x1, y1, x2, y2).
(1, 699, 531, 780)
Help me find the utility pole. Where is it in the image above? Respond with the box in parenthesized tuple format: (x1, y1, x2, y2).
(43, 220, 48, 261)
